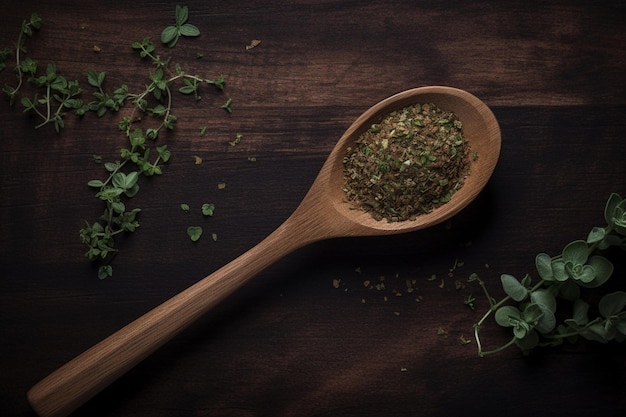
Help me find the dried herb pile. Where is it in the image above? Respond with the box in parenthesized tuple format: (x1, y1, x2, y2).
(343, 103, 472, 222)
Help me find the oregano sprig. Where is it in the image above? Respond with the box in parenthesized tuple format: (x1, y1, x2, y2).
(472, 193, 626, 356)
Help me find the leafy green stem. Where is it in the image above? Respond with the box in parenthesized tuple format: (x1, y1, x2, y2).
(472, 193, 626, 356)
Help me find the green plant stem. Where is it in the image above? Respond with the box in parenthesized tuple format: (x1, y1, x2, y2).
(476, 334, 517, 357)
(473, 277, 546, 356)
(12, 31, 26, 96)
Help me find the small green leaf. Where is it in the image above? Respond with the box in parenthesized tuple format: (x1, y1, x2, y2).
(562, 240, 590, 265)
(522, 303, 544, 324)
(599, 291, 626, 318)
(111, 201, 125, 214)
(87, 70, 101, 88)
(495, 305, 521, 327)
(572, 299, 590, 326)
(515, 330, 539, 351)
(146, 128, 159, 140)
(500, 274, 528, 302)
(587, 227, 606, 244)
(580, 255, 614, 288)
(125, 171, 139, 189)
(179, 23, 200, 37)
(179, 85, 196, 95)
(88, 179, 104, 188)
(180, 203, 190, 213)
(187, 226, 203, 242)
(535, 253, 554, 281)
(175, 4, 189, 26)
(157, 145, 171, 162)
(604, 193, 623, 226)
(534, 304, 556, 334)
(551, 259, 568, 281)
(104, 162, 118, 172)
(98, 265, 113, 279)
(201, 203, 215, 216)
(161, 25, 179, 45)
(530, 289, 557, 313)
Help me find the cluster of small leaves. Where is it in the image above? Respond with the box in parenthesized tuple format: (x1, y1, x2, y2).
(0, 14, 91, 132)
(3, 9, 233, 278)
(473, 193, 626, 355)
(181, 203, 215, 242)
(20, 63, 83, 132)
(160, 5, 200, 48)
(80, 135, 172, 278)
(79, 34, 229, 278)
(1, 13, 42, 104)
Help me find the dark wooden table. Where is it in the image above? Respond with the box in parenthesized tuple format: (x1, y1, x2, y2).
(2, 1, 625, 416)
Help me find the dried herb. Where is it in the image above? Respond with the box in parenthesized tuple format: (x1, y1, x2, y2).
(343, 103, 471, 222)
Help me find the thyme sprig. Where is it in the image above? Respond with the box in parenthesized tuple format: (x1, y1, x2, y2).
(1, 9, 231, 278)
(473, 193, 626, 355)
(1, 12, 41, 105)
(80, 35, 227, 279)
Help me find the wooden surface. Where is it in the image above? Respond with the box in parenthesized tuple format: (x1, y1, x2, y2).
(1, 1, 625, 416)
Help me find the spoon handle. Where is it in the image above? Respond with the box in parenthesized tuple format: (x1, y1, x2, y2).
(27, 217, 311, 417)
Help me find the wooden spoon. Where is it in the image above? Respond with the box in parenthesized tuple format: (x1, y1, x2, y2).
(27, 86, 501, 417)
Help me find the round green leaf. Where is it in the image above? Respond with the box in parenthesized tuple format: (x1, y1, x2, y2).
(495, 305, 521, 327)
(535, 253, 554, 281)
(187, 226, 203, 242)
(500, 274, 528, 302)
(551, 259, 568, 281)
(579, 255, 614, 288)
(534, 305, 556, 334)
(530, 289, 557, 313)
(599, 291, 626, 318)
(515, 330, 539, 351)
(562, 240, 590, 265)
(522, 303, 544, 324)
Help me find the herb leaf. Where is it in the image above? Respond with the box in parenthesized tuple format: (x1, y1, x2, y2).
(179, 23, 200, 37)
(187, 226, 203, 242)
(161, 26, 179, 45)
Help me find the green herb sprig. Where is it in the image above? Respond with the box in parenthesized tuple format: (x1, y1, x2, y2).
(161, 5, 200, 48)
(79, 35, 226, 278)
(1, 12, 42, 105)
(472, 193, 626, 356)
(20, 63, 83, 132)
(2, 9, 234, 279)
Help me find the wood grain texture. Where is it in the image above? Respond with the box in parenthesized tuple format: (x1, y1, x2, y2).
(1, 1, 626, 417)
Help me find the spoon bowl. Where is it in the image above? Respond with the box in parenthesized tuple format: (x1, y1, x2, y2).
(28, 86, 500, 417)
(294, 85, 501, 237)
